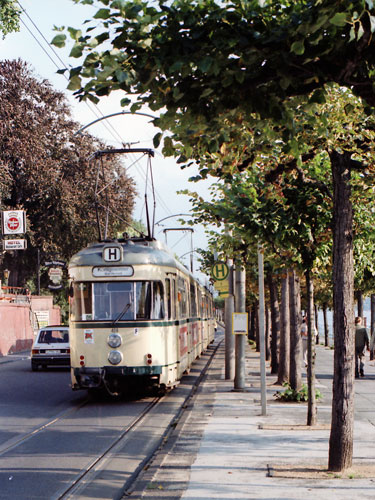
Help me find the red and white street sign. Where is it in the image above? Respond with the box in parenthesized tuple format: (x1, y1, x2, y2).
(2, 210, 26, 235)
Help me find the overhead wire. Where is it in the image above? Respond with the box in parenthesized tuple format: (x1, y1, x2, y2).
(15, 0, 176, 223)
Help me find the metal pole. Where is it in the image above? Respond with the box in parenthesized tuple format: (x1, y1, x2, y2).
(234, 264, 246, 390)
(258, 245, 267, 416)
(225, 258, 235, 379)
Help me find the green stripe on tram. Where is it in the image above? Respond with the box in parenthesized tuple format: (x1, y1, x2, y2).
(73, 317, 209, 329)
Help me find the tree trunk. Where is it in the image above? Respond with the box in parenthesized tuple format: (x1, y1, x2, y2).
(250, 304, 256, 342)
(306, 269, 317, 426)
(277, 272, 289, 385)
(249, 306, 255, 342)
(323, 303, 329, 347)
(265, 303, 271, 361)
(267, 272, 280, 374)
(255, 300, 260, 352)
(315, 303, 319, 344)
(289, 269, 302, 391)
(328, 150, 355, 472)
(356, 290, 363, 318)
(371, 294, 375, 361)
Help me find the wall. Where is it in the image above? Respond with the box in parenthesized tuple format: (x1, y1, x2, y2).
(0, 296, 61, 356)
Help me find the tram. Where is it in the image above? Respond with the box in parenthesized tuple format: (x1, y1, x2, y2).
(68, 236, 215, 395)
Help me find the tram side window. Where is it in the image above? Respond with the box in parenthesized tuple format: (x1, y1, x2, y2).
(190, 282, 197, 317)
(151, 281, 165, 319)
(166, 279, 172, 319)
(197, 289, 202, 318)
(203, 296, 207, 319)
(178, 277, 188, 318)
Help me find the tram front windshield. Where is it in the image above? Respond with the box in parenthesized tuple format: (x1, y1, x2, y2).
(72, 281, 165, 321)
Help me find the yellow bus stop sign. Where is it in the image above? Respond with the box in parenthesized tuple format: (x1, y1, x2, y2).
(211, 261, 229, 281)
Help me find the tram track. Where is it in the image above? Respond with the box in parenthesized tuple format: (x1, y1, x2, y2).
(122, 336, 224, 499)
(58, 337, 222, 500)
(57, 396, 162, 499)
(0, 337, 222, 500)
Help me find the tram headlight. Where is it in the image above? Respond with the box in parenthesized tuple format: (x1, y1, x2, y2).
(108, 350, 123, 365)
(107, 333, 122, 348)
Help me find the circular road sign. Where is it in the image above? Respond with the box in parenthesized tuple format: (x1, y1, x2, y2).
(211, 261, 229, 281)
(7, 216, 20, 232)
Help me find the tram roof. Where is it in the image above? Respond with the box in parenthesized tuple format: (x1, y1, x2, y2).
(69, 237, 193, 277)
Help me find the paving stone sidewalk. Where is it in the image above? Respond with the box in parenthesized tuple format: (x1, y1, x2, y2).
(130, 333, 375, 500)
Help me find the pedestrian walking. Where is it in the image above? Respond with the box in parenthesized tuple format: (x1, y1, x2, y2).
(355, 316, 370, 378)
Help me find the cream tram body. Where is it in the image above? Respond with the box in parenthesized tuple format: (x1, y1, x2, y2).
(68, 237, 215, 394)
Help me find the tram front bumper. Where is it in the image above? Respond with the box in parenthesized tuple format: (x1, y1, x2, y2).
(73, 365, 162, 389)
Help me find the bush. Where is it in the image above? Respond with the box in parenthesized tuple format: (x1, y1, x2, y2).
(274, 382, 322, 402)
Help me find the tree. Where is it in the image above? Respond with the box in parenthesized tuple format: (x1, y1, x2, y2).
(57, 0, 375, 472)
(0, 59, 136, 287)
(0, 0, 20, 37)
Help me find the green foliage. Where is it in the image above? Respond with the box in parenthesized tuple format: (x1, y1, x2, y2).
(0, 0, 20, 37)
(0, 60, 136, 288)
(274, 382, 323, 403)
(57, 1, 375, 159)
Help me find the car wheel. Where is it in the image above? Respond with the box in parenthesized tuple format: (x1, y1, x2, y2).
(31, 362, 38, 371)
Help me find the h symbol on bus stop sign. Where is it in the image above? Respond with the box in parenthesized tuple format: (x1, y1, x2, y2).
(212, 262, 229, 281)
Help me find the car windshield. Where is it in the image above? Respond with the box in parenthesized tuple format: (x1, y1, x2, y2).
(38, 330, 68, 344)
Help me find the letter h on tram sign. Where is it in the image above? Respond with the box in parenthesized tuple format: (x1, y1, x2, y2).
(103, 246, 122, 262)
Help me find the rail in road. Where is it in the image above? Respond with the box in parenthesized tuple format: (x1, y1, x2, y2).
(0, 335, 222, 500)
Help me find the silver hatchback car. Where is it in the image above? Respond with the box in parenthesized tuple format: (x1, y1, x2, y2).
(31, 325, 70, 371)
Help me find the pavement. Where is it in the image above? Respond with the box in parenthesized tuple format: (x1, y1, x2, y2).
(130, 331, 375, 500)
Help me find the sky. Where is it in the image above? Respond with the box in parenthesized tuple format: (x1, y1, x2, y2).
(0, 0, 215, 284)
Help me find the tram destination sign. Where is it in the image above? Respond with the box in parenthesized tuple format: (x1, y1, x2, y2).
(92, 266, 134, 277)
(3, 239, 27, 250)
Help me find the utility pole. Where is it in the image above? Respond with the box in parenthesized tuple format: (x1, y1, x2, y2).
(258, 245, 267, 415)
(225, 257, 235, 379)
(234, 264, 246, 390)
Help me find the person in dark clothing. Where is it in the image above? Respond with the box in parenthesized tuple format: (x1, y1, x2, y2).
(355, 316, 370, 378)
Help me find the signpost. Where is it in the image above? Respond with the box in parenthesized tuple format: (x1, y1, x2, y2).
(1, 210, 27, 257)
(211, 261, 229, 281)
(2, 210, 26, 235)
(45, 260, 66, 290)
(3, 239, 27, 250)
(214, 278, 229, 297)
(232, 312, 248, 335)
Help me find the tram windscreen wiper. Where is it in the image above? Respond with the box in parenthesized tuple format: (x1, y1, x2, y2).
(112, 302, 131, 327)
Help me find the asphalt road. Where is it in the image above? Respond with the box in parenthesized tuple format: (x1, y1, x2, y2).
(0, 347, 217, 500)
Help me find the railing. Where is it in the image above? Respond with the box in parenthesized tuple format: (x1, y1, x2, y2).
(0, 286, 31, 304)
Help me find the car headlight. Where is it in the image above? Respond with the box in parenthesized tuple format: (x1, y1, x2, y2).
(107, 333, 122, 348)
(108, 350, 123, 365)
